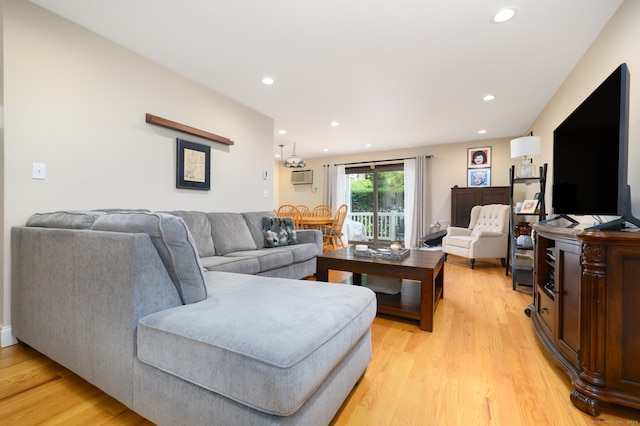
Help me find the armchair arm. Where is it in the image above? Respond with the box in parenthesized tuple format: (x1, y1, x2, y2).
(472, 230, 504, 239)
(468, 232, 508, 259)
(445, 226, 473, 237)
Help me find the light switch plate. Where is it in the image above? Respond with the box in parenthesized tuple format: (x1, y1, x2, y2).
(33, 162, 46, 179)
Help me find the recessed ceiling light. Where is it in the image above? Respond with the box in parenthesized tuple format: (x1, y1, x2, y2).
(491, 7, 518, 24)
(278, 129, 286, 135)
(330, 121, 340, 127)
(478, 129, 487, 134)
(365, 144, 372, 148)
(323, 148, 329, 152)
(483, 95, 495, 101)
(262, 76, 274, 85)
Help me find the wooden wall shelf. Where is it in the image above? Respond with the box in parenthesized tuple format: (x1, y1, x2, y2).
(145, 113, 234, 146)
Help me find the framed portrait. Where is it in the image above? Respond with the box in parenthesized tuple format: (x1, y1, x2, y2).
(468, 146, 492, 168)
(468, 168, 491, 187)
(520, 199, 539, 214)
(176, 138, 211, 190)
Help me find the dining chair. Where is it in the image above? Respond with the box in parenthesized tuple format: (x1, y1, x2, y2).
(276, 204, 303, 229)
(296, 205, 310, 215)
(322, 204, 348, 251)
(312, 204, 332, 217)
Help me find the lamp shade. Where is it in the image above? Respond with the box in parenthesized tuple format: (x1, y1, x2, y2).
(510, 136, 541, 159)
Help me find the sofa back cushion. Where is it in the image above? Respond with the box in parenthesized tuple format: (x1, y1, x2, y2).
(242, 211, 277, 249)
(91, 212, 207, 304)
(163, 211, 216, 257)
(26, 211, 105, 229)
(207, 212, 257, 255)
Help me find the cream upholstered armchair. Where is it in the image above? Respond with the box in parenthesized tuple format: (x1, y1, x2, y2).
(442, 204, 510, 269)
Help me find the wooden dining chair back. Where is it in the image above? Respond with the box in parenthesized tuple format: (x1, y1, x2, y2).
(276, 204, 303, 229)
(296, 205, 310, 215)
(312, 204, 332, 217)
(322, 204, 348, 251)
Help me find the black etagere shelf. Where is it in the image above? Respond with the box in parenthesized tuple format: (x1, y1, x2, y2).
(507, 163, 548, 290)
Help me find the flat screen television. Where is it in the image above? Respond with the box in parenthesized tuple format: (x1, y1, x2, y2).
(551, 63, 634, 228)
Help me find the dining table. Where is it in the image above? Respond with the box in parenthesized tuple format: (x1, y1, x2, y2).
(298, 215, 334, 229)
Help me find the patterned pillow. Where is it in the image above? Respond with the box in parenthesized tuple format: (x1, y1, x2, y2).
(262, 217, 298, 247)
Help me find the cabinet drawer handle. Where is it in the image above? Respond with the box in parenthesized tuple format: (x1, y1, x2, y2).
(541, 307, 549, 314)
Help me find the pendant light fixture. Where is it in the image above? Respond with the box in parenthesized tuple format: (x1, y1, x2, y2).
(282, 143, 306, 168)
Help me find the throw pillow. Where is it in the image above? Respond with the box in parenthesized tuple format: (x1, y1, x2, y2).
(262, 217, 298, 248)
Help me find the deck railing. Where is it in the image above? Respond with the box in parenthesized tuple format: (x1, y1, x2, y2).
(348, 211, 404, 242)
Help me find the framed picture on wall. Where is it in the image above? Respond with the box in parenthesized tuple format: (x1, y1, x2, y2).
(468, 168, 491, 187)
(176, 138, 211, 190)
(468, 146, 492, 168)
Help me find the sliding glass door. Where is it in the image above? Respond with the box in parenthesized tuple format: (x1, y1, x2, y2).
(345, 163, 404, 246)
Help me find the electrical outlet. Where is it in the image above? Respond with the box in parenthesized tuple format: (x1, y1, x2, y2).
(32, 162, 46, 180)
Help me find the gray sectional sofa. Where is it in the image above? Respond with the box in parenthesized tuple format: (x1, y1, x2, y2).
(11, 210, 376, 425)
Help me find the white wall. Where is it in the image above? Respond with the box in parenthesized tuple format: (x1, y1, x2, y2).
(528, 0, 640, 222)
(1, 1, 275, 345)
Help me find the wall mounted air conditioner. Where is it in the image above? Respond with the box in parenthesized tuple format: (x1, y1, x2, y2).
(291, 169, 313, 185)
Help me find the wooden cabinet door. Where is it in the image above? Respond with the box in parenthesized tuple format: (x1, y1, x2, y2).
(451, 188, 481, 227)
(556, 241, 581, 365)
(483, 187, 510, 205)
(451, 187, 508, 227)
(604, 244, 640, 396)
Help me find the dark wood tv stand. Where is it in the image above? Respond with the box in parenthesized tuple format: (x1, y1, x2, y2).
(528, 222, 640, 415)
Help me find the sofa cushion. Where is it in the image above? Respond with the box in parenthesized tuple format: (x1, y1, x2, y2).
(262, 216, 298, 248)
(232, 243, 317, 265)
(242, 211, 277, 249)
(91, 212, 207, 304)
(137, 271, 377, 417)
(207, 212, 257, 256)
(164, 211, 216, 257)
(199, 255, 260, 274)
(26, 210, 105, 229)
(226, 248, 294, 273)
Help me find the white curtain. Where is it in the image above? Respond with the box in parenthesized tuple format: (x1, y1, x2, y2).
(404, 159, 416, 248)
(323, 164, 333, 207)
(404, 156, 429, 248)
(323, 164, 346, 211)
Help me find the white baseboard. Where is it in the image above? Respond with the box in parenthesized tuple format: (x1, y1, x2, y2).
(1, 325, 18, 347)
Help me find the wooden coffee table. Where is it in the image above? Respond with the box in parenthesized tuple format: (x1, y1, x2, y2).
(316, 246, 444, 331)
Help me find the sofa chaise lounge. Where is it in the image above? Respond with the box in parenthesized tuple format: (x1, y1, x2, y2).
(11, 210, 377, 425)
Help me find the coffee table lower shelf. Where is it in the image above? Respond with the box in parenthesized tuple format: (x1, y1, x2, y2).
(374, 278, 431, 322)
(316, 247, 445, 331)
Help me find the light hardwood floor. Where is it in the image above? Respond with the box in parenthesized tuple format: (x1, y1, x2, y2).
(1, 256, 639, 425)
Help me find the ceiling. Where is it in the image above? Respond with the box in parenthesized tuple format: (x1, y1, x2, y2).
(31, 0, 623, 160)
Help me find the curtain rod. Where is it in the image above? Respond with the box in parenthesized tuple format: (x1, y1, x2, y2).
(327, 155, 433, 167)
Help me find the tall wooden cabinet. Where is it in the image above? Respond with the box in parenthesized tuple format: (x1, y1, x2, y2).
(450, 186, 509, 227)
(528, 222, 640, 415)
